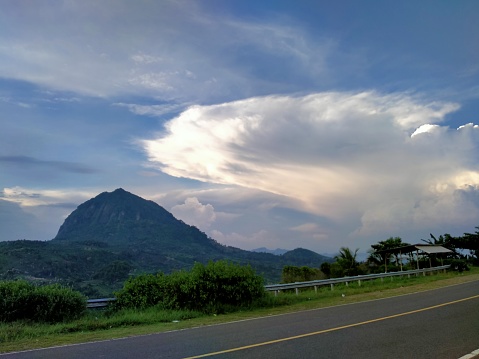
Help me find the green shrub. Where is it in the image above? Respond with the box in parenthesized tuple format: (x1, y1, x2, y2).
(0, 280, 86, 323)
(448, 259, 469, 272)
(114, 260, 266, 313)
(188, 261, 265, 312)
(114, 273, 168, 310)
(0, 280, 32, 322)
(282, 265, 324, 283)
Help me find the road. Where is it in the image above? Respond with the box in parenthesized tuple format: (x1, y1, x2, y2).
(2, 280, 478, 359)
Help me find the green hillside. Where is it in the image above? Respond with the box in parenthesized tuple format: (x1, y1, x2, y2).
(0, 189, 332, 297)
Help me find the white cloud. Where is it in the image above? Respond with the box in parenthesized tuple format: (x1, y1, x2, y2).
(410, 124, 441, 137)
(114, 103, 187, 117)
(171, 197, 216, 230)
(0, 1, 332, 101)
(140, 91, 479, 242)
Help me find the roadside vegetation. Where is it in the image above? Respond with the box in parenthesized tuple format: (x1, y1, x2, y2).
(1, 227, 478, 353)
(1, 266, 478, 353)
(0, 280, 86, 323)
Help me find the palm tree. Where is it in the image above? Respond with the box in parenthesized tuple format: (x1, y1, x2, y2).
(335, 247, 359, 276)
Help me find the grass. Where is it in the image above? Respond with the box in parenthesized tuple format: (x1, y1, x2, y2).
(1, 267, 478, 353)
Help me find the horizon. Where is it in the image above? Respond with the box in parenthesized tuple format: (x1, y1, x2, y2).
(1, 1, 479, 254)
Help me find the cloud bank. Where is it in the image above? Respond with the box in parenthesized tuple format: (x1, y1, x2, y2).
(140, 91, 479, 240)
(0, 1, 331, 102)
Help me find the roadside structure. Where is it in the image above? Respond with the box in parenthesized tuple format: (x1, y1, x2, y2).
(372, 244, 453, 272)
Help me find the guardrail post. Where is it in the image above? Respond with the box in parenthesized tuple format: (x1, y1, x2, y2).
(345, 281, 349, 287)
(314, 285, 318, 293)
(295, 288, 299, 295)
(330, 283, 334, 291)
(358, 279, 361, 286)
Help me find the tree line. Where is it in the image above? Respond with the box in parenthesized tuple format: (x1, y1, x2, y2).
(282, 226, 479, 283)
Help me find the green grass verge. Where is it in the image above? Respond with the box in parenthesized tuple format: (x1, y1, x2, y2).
(1, 267, 478, 353)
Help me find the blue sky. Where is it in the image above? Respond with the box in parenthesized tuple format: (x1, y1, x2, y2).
(1, 0, 478, 254)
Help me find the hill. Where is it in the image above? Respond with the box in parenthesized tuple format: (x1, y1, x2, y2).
(0, 188, 332, 297)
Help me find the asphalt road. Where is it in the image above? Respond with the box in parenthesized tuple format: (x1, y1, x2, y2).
(2, 280, 479, 359)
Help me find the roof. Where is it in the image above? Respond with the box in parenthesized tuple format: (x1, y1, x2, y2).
(413, 245, 453, 254)
(373, 244, 453, 256)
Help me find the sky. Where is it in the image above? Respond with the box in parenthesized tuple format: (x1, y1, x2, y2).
(1, 0, 479, 255)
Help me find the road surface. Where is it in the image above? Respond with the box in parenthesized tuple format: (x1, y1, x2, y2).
(2, 280, 478, 358)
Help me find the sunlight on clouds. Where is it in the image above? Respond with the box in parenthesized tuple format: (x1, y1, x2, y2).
(140, 91, 479, 238)
(411, 124, 441, 137)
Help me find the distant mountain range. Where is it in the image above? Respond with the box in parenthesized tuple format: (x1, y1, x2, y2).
(0, 188, 333, 297)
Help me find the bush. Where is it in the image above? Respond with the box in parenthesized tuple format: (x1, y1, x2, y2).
(188, 261, 265, 312)
(282, 265, 324, 283)
(114, 273, 168, 310)
(114, 260, 266, 313)
(0, 280, 86, 323)
(448, 259, 469, 272)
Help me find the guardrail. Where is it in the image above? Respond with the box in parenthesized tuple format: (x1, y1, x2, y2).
(86, 265, 451, 307)
(86, 297, 116, 309)
(264, 265, 451, 295)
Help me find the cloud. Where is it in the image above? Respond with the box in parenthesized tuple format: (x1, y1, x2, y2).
(114, 103, 187, 117)
(0, 199, 38, 241)
(139, 91, 479, 241)
(0, 156, 98, 174)
(170, 197, 217, 230)
(210, 229, 276, 250)
(0, 1, 332, 101)
(0, 186, 100, 241)
(1, 186, 93, 207)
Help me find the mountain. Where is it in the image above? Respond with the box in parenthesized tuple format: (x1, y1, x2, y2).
(0, 188, 333, 297)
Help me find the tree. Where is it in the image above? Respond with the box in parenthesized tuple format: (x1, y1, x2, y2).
(421, 233, 455, 248)
(335, 247, 360, 276)
(281, 265, 323, 283)
(453, 227, 479, 264)
(368, 237, 410, 267)
(320, 262, 331, 278)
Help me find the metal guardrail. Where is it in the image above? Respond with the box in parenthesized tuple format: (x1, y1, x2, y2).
(264, 265, 451, 295)
(86, 265, 451, 307)
(86, 297, 116, 309)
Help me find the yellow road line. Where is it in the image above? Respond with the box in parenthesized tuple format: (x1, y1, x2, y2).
(183, 294, 479, 358)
